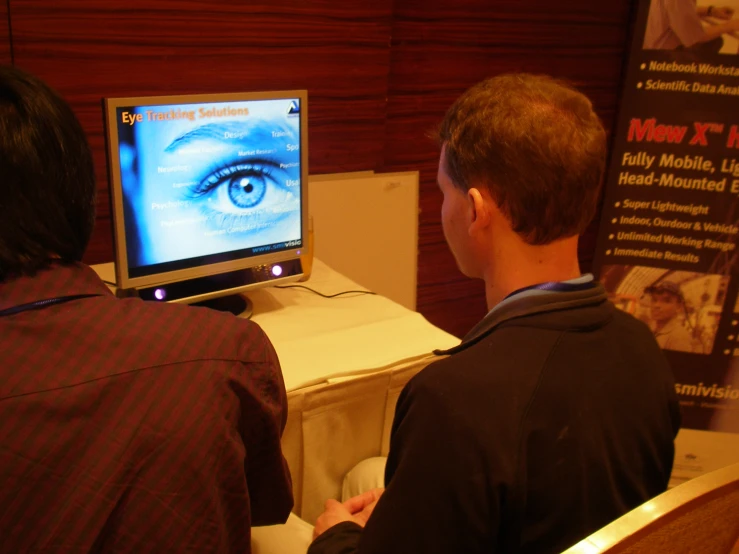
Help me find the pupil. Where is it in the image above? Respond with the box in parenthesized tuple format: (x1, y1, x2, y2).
(228, 174, 267, 208)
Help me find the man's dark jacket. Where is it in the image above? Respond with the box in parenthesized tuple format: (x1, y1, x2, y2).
(310, 284, 681, 554)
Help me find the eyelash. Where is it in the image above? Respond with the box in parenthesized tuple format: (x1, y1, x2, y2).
(189, 159, 279, 198)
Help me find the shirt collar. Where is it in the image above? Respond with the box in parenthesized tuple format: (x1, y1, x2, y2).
(487, 273, 595, 317)
(0, 263, 112, 313)
(435, 280, 608, 356)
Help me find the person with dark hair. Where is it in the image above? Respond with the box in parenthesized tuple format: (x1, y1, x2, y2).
(0, 65, 293, 553)
(309, 74, 681, 554)
(646, 281, 703, 353)
(0, 69, 97, 280)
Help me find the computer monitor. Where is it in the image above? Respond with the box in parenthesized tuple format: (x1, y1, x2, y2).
(103, 90, 308, 316)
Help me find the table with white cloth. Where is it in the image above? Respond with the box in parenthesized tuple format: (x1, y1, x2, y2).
(93, 259, 460, 524)
(250, 259, 459, 522)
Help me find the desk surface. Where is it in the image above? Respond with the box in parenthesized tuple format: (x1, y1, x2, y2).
(92, 259, 460, 392)
(250, 259, 460, 390)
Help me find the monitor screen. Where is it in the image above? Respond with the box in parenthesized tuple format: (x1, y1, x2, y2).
(104, 91, 308, 293)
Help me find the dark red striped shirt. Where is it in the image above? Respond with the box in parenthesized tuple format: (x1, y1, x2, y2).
(0, 263, 293, 553)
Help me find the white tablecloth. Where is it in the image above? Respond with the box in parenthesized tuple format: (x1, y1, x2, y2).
(250, 259, 459, 391)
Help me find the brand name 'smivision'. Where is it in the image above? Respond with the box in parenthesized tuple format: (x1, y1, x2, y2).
(676, 382, 739, 400)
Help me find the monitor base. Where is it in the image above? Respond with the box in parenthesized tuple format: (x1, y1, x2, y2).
(192, 294, 253, 319)
(130, 258, 303, 306)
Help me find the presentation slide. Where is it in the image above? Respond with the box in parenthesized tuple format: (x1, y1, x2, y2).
(116, 98, 302, 275)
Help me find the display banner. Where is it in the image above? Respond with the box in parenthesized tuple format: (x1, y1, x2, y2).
(592, 0, 739, 482)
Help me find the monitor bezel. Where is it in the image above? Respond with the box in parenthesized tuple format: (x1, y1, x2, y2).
(103, 90, 309, 291)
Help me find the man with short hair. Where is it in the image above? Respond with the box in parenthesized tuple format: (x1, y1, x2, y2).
(309, 74, 681, 554)
(0, 65, 293, 553)
(646, 281, 702, 353)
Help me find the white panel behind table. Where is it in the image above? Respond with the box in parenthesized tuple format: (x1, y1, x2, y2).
(308, 171, 419, 311)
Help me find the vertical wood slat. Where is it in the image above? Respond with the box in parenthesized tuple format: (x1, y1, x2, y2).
(0, 0, 11, 64)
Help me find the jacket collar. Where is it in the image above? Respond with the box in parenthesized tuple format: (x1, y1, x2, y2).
(435, 283, 609, 356)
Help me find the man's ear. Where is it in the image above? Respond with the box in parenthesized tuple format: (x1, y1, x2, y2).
(466, 187, 490, 234)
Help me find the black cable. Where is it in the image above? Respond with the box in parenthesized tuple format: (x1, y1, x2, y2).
(274, 284, 377, 299)
(102, 280, 116, 286)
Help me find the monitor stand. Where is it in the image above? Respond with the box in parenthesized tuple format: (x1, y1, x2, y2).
(192, 294, 253, 319)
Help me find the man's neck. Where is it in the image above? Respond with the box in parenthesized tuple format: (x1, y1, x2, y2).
(483, 238, 582, 311)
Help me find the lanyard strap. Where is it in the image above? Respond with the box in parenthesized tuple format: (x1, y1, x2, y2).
(0, 294, 102, 317)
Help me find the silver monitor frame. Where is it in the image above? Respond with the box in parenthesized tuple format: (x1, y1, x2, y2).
(103, 90, 309, 293)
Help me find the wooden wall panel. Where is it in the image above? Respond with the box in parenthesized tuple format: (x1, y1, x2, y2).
(9, 0, 393, 263)
(382, 0, 634, 338)
(0, 0, 10, 64)
(7, 0, 635, 338)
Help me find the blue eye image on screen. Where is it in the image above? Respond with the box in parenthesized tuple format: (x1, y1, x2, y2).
(115, 98, 302, 271)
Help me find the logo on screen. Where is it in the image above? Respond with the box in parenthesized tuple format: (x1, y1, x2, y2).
(287, 101, 300, 116)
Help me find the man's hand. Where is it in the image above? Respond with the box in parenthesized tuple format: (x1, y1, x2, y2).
(313, 488, 384, 540)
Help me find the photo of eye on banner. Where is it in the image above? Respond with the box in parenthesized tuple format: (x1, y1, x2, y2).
(116, 99, 301, 273)
(593, 0, 739, 482)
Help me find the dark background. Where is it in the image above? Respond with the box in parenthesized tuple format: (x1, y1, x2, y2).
(1, 0, 635, 338)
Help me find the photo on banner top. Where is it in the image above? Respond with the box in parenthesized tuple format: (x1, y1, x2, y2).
(643, 0, 739, 54)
